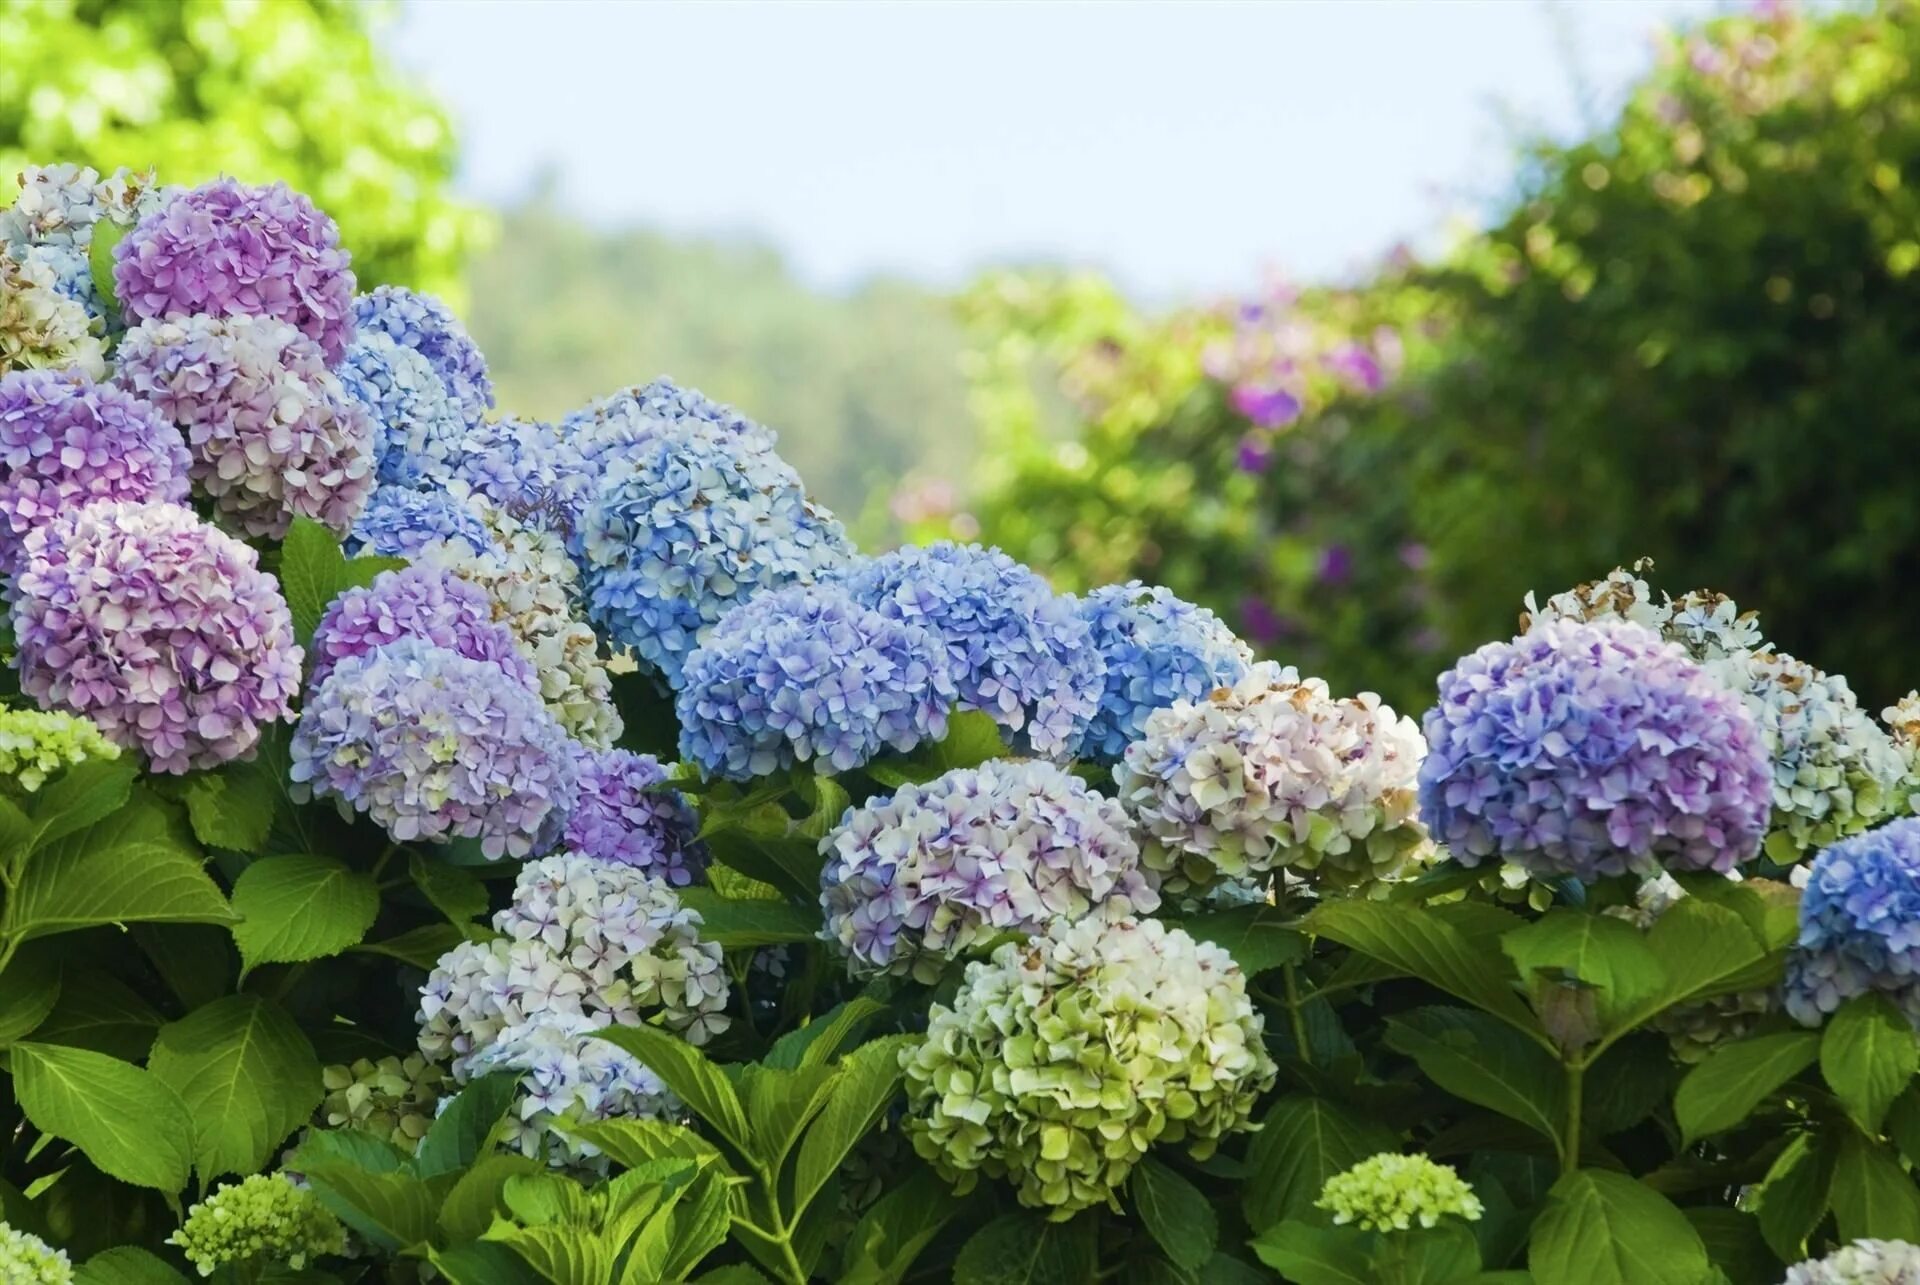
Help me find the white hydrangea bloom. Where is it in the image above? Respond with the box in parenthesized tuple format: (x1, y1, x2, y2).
(0, 251, 104, 377)
(1786, 1239, 1920, 1284)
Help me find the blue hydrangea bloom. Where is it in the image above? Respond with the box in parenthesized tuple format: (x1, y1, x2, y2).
(352, 286, 493, 425)
(564, 746, 708, 885)
(1073, 581, 1253, 763)
(347, 487, 496, 559)
(837, 543, 1104, 759)
(447, 416, 586, 530)
(1418, 619, 1773, 881)
(677, 582, 954, 779)
(336, 331, 468, 487)
(576, 420, 852, 686)
(563, 377, 760, 475)
(1785, 818, 1920, 1026)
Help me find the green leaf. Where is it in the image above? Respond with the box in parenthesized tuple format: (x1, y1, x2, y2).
(655, 1168, 733, 1282)
(87, 217, 127, 317)
(1528, 1170, 1712, 1285)
(677, 888, 821, 948)
(182, 764, 277, 854)
(1627, 900, 1770, 1025)
(740, 1062, 840, 1169)
(416, 1072, 519, 1177)
(1384, 1008, 1566, 1144)
(1821, 993, 1918, 1135)
(74, 1246, 191, 1285)
(1683, 1208, 1778, 1285)
(134, 923, 235, 1009)
(427, 1242, 548, 1285)
(11, 1041, 193, 1192)
(1888, 1087, 1920, 1167)
(411, 851, 489, 927)
(1307, 900, 1538, 1034)
(483, 1222, 615, 1285)
(1830, 1129, 1920, 1242)
(1133, 1154, 1217, 1272)
(1501, 909, 1665, 1026)
(763, 996, 885, 1070)
(1242, 1095, 1399, 1233)
(792, 1036, 913, 1215)
(952, 1211, 1098, 1285)
(557, 1117, 725, 1171)
(299, 1158, 446, 1252)
(1675, 1030, 1820, 1145)
(353, 923, 469, 970)
(701, 802, 826, 900)
(9, 790, 234, 941)
(869, 710, 1013, 788)
(1376, 1223, 1483, 1284)
(0, 946, 61, 1046)
(841, 1165, 977, 1285)
(438, 1152, 543, 1242)
(279, 517, 408, 646)
(1247, 1221, 1375, 1285)
(591, 1024, 751, 1153)
(147, 995, 323, 1183)
(230, 854, 380, 976)
(1750, 1133, 1834, 1264)
(31, 971, 164, 1060)
(17, 758, 137, 855)
(1178, 905, 1308, 977)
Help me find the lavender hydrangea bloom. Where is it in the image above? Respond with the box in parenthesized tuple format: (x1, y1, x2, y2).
(819, 758, 1159, 979)
(837, 543, 1104, 758)
(1418, 619, 1773, 880)
(677, 582, 954, 780)
(10, 500, 301, 773)
(1074, 581, 1253, 763)
(0, 370, 190, 566)
(309, 565, 538, 691)
(352, 286, 492, 423)
(115, 315, 374, 537)
(564, 747, 707, 884)
(335, 331, 467, 487)
(577, 419, 853, 685)
(1784, 818, 1920, 1026)
(114, 179, 356, 363)
(346, 486, 495, 559)
(290, 638, 575, 859)
(445, 416, 585, 526)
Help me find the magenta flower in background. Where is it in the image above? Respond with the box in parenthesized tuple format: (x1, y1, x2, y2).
(1231, 383, 1302, 429)
(1317, 544, 1355, 587)
(1235, 433, 1274, 474)
(1238, 596, 1294, 647)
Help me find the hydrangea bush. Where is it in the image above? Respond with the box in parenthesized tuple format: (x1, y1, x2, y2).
(1, 167, 1916, 1285)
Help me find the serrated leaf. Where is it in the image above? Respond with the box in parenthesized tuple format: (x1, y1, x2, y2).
(1528, 1170, 1712, 1285)
(11, 1042, 193, 1193)
(1627, 900, 1770, 1025)
(558, 1116, 725, 1170)
(1307, 900, 1538, 1034)
(416, 1072, 519, 1177)
(1242, 1095, 1398, 1232)
(1751, 1133, 1834, 1263)
(1684, 1207, 1777, 1285)
(1821, 992, 1918, 1135)
(427, 1242, 547, 1285)
(1830, 1129, 1920, 1242)
(231, 854, 379, 976)
(741, 1062, 841, 1170)
(678, 887, 821, 948)
(764, 997, 886, 1070)
(147, 995, 323, 1182)
(279, 517, 406, 646)
(409, 850, 489, 927)
(74, 1245, 190, 1284)
(1385, 1007, 1566, 1145)
(591, 1024, 751, 1153)
(1502, 909, 1665, 1027)
(1675, 1030, 1819, 1145)
(841, 1165, 975, 1285)
(953, 1211, 1097, 1285)
(32, 970, 164, 1060)
(482, 1222, 615, 1285)
(1179, 905, 1308, 977)
(1247, 1221, 1374, 1285)
(792, 1036, 912, 1215)
(87, 217, 127, 316)
(17, 757, 137, 855)
(301, 1160, 448, 1252)
(181, 765, 276, 854)
(1133, 1154, 1217, 1271)
(438, 1152, 543, 1242)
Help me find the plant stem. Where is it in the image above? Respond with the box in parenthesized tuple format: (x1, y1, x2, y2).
(1562, 1060, 1586, 1173)
(1283, 964, 1314, 1066)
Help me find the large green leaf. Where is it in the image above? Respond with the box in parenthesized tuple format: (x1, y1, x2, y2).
(1528, 1170, 1713, 1285)
(1675, 1030, 1820, 1145)
(1750, 1133, 1835, 1264)
(279, 516, 407, 646)
(147, 995, 323, 1182)
(1247, 1221, 1374, 1285)
(1242, 1095, 1399, 1232)
(1178, 905, 1309, 977)
(411, 851, 489, 927)
(31, 971, 164, 1060)
(1830, 1129, 1920, 1242)
(740, 1062, 841, 1170)
(182, 762, 278, 854)
(73, 1246, 190, 1284)
(592, 1024, 751, 1154)
(1626, 900, 1771, 1025)
(438, 1152, 544, 1242)
(677, 888, 821, 948)
(416, 1072, 519, 1177)
(299, 1158, 448, 1252)
(1384, 1008, 1566, 1145)
(792, 1036, 913, 1215)
(867, 710, 1012, 788)
(1821, 993, 1918, 1135)
(1133, 1154, 1218, 1272)
(15, 758, 137, 856)
(427, 1242, 548, 1285)
(841, 1165, 977, 1285)
(558, 1117, 725, 1171)
(230, 854, 380, 976)
(353, 923, 469, 971)
(1501, 909, 1664, 1028)
(952, 1211, 1097, 1285)
(0, 946, 60, 1046)
(763, 996, 886, 1070)
(8, 791, 234, 941)
(1307, 901, 1538, 1034)
(11, 1041, 193, 1192)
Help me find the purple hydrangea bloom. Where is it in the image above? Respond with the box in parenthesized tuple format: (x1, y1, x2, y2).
(1073, 581, 1253, 763)
(677, 582, 954, 780)
(336, 331, 468, 488)
(837, 543, 1104, 759)
(447, 416, 585, 528)
(564, 747, 707, 885)
(10, 499, 301, 773)
(1418, 619, 1773, 880)
(819, 758, 1159, 979)
(346, 486, 495, 559)
(576, 418, 853, 686)
(352, 287, 492, 424)
(310, 564, 538, 691)
(0, 369, 190, 567)
(290, 638, 575, 859)
(1785, 818, 1920, 1026)
(562, 377, 759, 473)
(113, 179, 356, 363)
(115, 314, 375, 537)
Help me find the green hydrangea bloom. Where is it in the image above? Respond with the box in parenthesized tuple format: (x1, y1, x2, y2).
(0, 1223, 72, 1284)
(1316, 1152, 1484, 1232)
(319, 1054, 447, 1147)
(169, 1173, 344, 1277)
(0, 706, 118, 791)
(902, 916, 1275, 1220)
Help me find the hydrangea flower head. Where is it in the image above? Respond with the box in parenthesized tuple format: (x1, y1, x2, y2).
(1785, 1239, 1920, 1284)
(115, 314, 374, 537)
(1418, 619, 1773, 880)
(563, 376, 760, 474)
(0, 250, 104, 376)
(902, 916, 1274, 1218)
(678, 581, 953, 779)
(1784, 818, 1920, 1026)
(319, 1054, 447, 1147)
(309, 564, 538, 691)
(1520, 562, 1764, 662)
(0, 707, 118, 791)
(1316, 1153, 1484, 1232)
(0, 369, 189, 565)
(577, 417, 853, 685)
(336, 331, 468, 487)
(446, 415, 584, 524)
(564, 747, 707, 884)
(11, 499, 301, 772)
(1073, 581, 1253, 763)
(1885, 692, 1920, 818)
(1118, 663, 1432, 893)
(838, 543, 1103, 758)
(2, 163, 170, 325)
(418, 854, 729, 1165)
(352, 286, 492, 423)
(169, 1173, 344, 1277)
(822, 759, 1159, 980)
(346, 485, 495, 559)
(115, 178, 356, 363)
(0, 1223, 70, 1284)
(290, 638, 575, 859)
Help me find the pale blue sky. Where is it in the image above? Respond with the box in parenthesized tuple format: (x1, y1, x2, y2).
(393, 0, 1723, 298)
